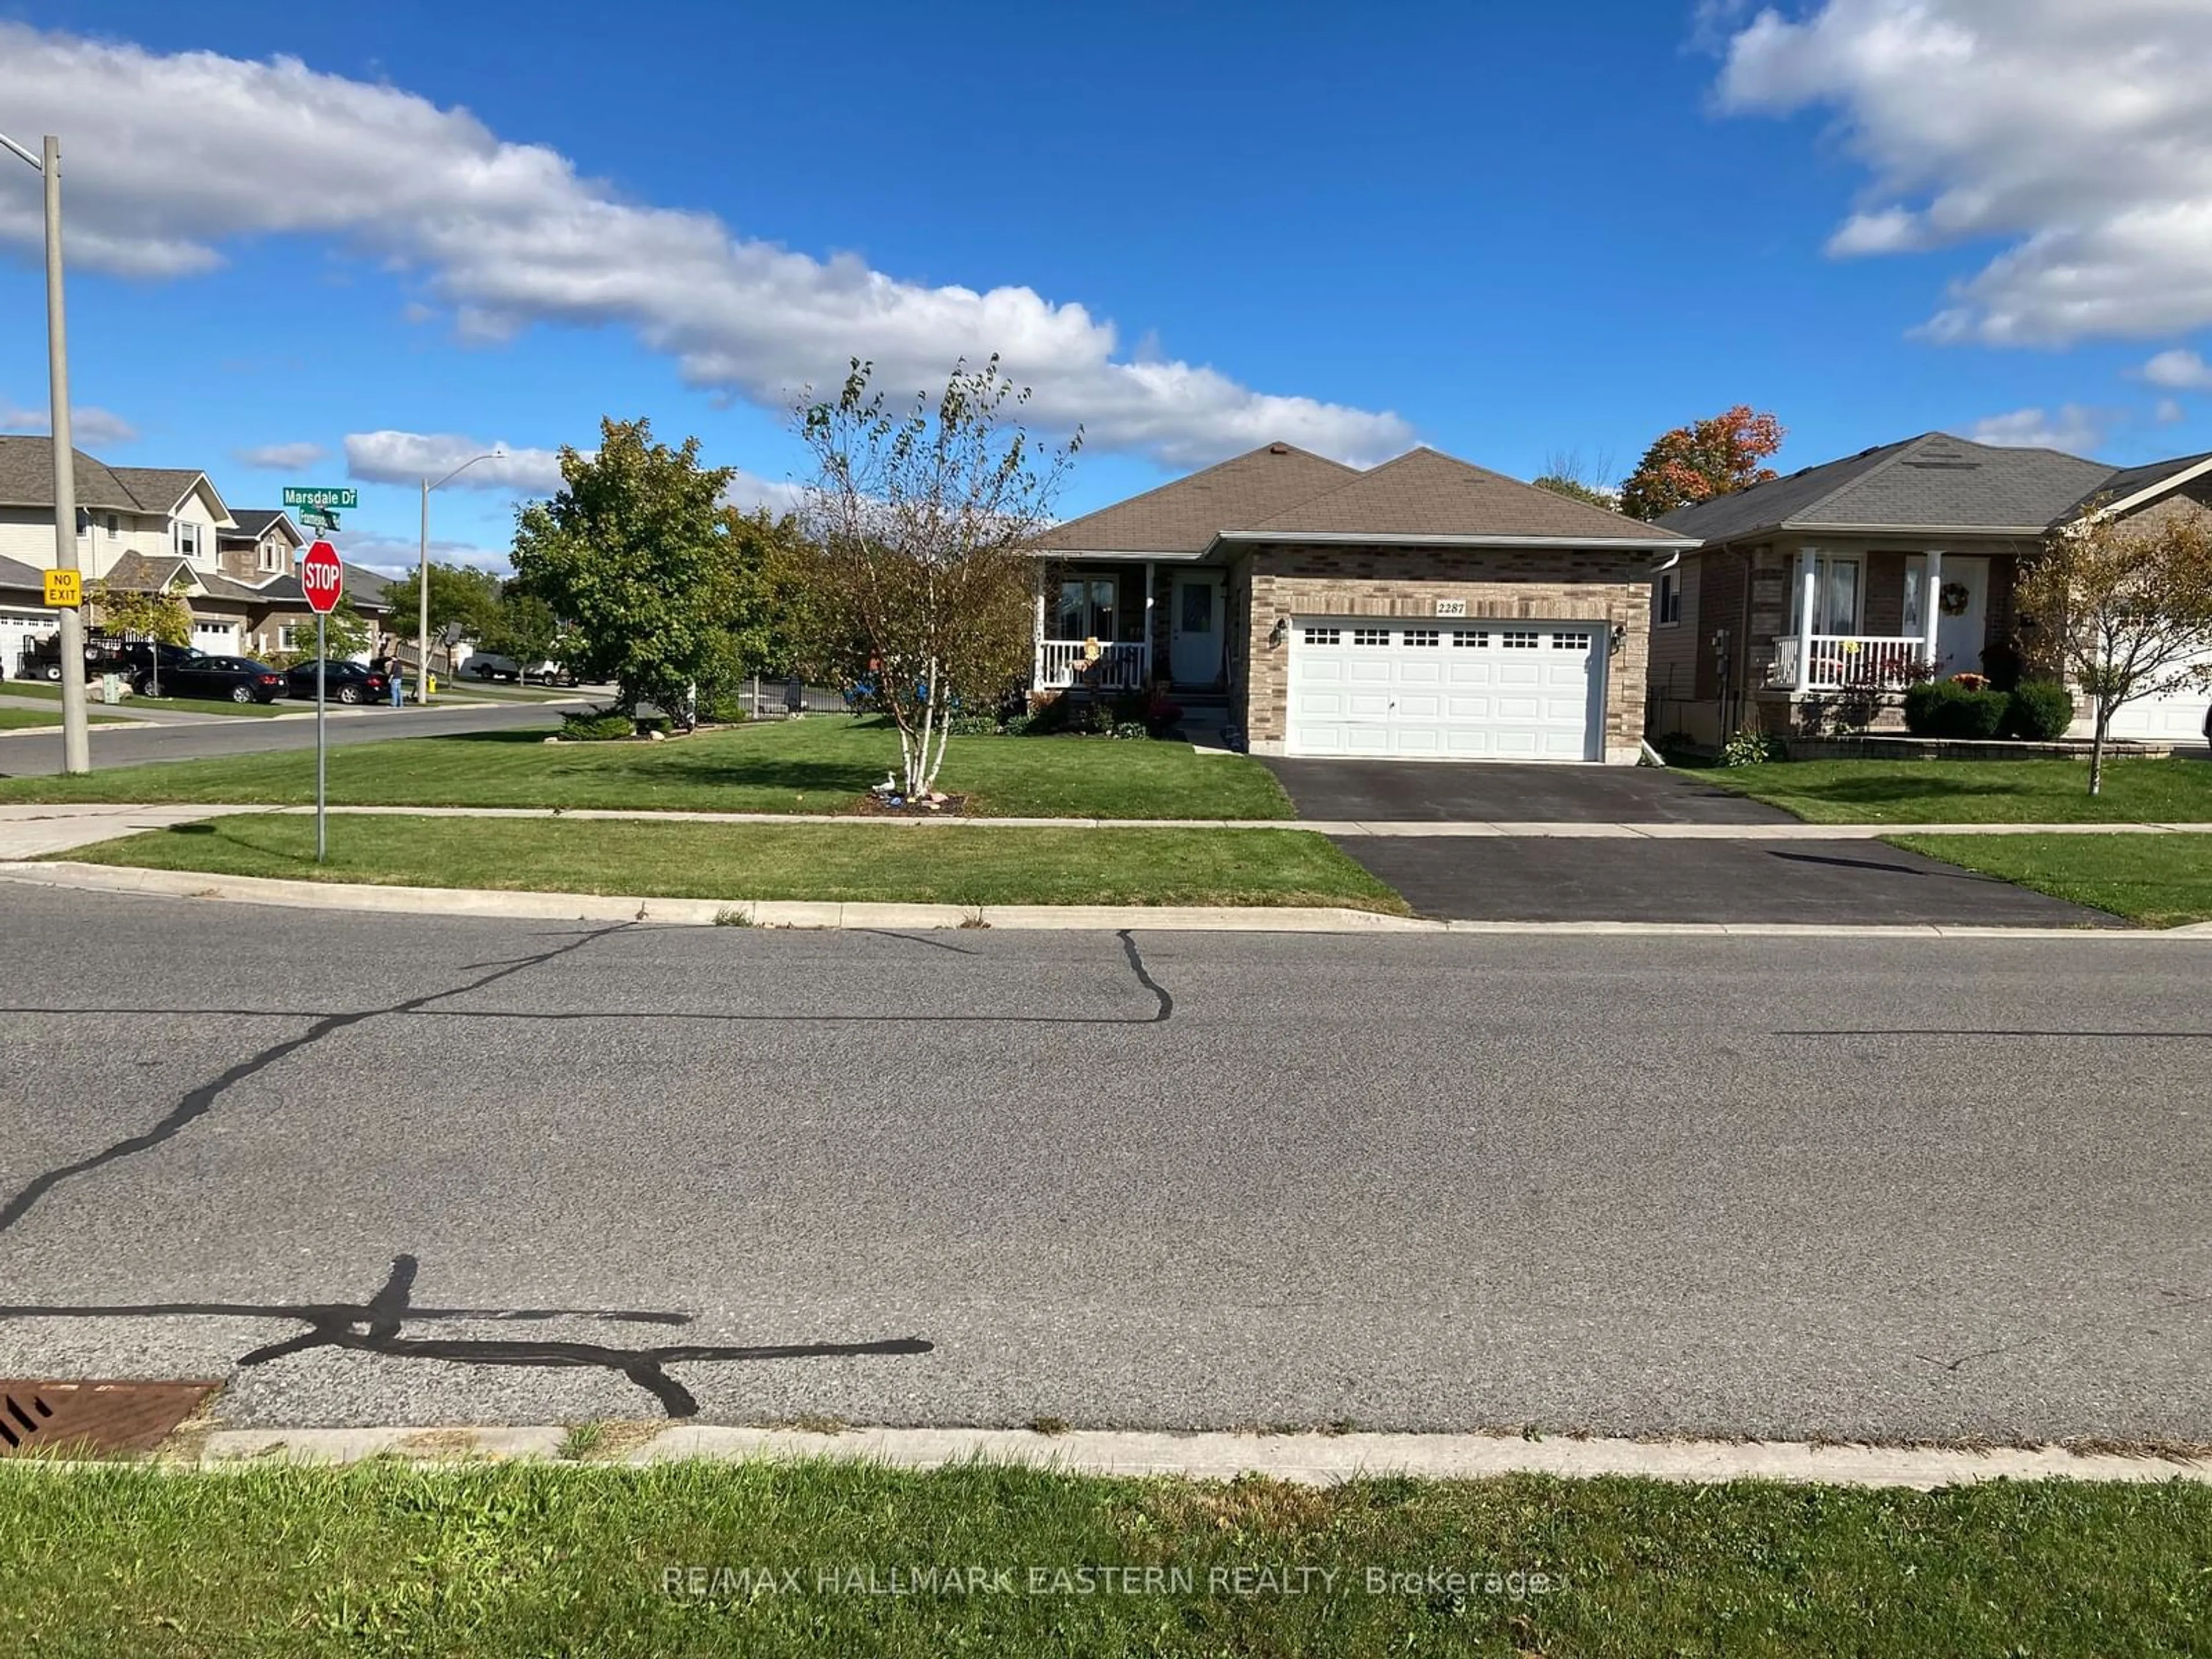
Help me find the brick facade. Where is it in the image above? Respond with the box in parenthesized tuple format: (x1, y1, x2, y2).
(1234, 543, 1654, 764)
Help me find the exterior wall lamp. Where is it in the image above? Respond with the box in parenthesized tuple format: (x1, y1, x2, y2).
(1267, 618, 1288, 649)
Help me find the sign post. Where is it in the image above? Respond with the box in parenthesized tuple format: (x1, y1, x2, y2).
(301, 539, 344, 863)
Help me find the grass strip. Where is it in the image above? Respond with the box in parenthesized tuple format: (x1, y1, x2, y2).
(1699, 757, 2212, 824)
(2, 1460, 2207, 1657)
(56, 813, 1408, 911)
(0, 716, 1298, 819)
(1888, 832, 2212, 927)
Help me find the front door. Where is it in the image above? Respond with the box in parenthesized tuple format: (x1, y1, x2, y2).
(1170, 572, 1223, 687)
(1933, 555, 1989, 679)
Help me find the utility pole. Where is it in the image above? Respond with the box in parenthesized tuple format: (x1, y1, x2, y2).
(2, 130, 90, 772)
(418, 449, 503, 706)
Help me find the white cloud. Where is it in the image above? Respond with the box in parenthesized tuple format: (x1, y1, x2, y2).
(344, 431, 565, 494)
(235, 440, 329, 471)
(0, 24, 1411, 468)
(2156, 397, 2187, 425)
(724, 469, 807, 517)
(2139, 349, 2212, 391)
(2, 396, 138, 445)
(340, 532, 510, 578)
(1715, 1, 2212, 345)
(1968, 404, 2105, 453)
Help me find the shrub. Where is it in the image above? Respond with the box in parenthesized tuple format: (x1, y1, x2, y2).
(2003, 680, 2075, 741)
(1980, 638, 2025, 692)
(1903, 680, 2008, 739)
(699, 692, 750, 725)
(999, 710, 1035, 737)
(944, 711, 1001, 737)
(1720, 727, 1781, 767)
(1111, 721, 1151, 741)
(560, 710, 635, 742)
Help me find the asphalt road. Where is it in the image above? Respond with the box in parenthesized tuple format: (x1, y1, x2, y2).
(1, 885, 2205, 1442)
(0, 697, 575, 777)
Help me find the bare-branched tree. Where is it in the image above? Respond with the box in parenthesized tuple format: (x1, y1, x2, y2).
(794, 356, 1079, 800)
(2018, 501, 2212, 794)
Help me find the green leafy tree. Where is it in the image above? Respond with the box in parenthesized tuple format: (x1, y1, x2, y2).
(479, 590, 561, 681)
(89, 573, 192, 645)
(1619, 407, 1786, 521)
(2018, 501, 2212, 794)
(382, 562, 502, 675)
(793, 355, 1078, 798)
(306, 596, 374, 664)
(510, 417, 743, 726)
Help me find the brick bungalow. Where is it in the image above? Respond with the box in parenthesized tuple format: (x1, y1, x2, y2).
(1031, 442, 1692, 763)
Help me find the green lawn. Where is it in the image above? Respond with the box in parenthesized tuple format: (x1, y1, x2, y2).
(0, 717, 1296, 820)
(60, 813, 1403, 910)
(0, 681, 284, 717)
(1706, 757, 2212, 824)
(0, 707, 128, 730)
(3, 1461, 2207, 1657)
(1889, 832, 2212, 928)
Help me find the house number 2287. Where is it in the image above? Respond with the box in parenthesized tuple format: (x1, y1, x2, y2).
(1434, 599, 1468, 617)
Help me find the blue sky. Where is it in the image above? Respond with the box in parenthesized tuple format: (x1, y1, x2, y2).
(2, 1, 2208, 570)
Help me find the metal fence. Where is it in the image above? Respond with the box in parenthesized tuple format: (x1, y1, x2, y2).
(747, 677, 857, 717)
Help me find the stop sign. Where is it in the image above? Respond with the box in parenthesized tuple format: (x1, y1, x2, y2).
(301, 540, 343, 614)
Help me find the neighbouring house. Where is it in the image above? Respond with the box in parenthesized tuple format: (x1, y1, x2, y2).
(0, 436, 389, 672)
(1031, 442, 1692, 763)
(1649, 432, 2212, 746)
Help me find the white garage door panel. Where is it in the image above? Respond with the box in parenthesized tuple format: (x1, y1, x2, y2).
(1287, 619, 1603, 761)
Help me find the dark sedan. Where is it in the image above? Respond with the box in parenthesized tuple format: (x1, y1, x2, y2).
(137, 655, 286, 704)
(282, 660, 393, 705)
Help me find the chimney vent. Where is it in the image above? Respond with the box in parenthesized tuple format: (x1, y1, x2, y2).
(1268, 442, 1289, 455)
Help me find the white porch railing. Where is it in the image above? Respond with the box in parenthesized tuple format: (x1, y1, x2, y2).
(1770, 635, 1930, 692)
(1036, 639, 1149, 692)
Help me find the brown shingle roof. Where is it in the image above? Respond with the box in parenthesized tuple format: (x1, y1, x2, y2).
(1033, 442, 1359, 554)
(0, 435, 145, 511)
(111, 467, 225, 522)
(1245, 447, 1692, 543)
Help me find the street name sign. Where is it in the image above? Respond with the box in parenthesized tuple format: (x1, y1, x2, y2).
(301, 540, 344, 615)
(283, 486, 358, 511)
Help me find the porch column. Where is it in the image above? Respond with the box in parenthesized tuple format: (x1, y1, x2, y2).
(1032, 563, 1046, 687)
(1143, 560, 1156, 684)
(1794, 548, 1817, 691)
(1920, 548, 1943, 669)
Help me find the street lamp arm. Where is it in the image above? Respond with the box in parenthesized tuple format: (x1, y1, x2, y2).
(427, 449, 505, 494)
(0, 130, 41, 171)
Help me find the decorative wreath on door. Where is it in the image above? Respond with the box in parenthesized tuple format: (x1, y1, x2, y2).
(1937, 581, 1972, 616)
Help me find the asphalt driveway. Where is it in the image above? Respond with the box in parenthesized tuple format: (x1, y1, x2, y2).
(1264, 758, 1793, 824)
(1260, 760, 2115, 925)
(1343, 836, 2122, 926)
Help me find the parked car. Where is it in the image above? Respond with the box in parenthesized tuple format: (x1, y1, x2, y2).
(135, 655, 286, 704)
(282, 660, 392, 704)
(21, 634, 198, 683)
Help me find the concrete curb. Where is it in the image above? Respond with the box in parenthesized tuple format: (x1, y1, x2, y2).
(5, 859, 2208, 937)
(181, 1424, 2212, 1489)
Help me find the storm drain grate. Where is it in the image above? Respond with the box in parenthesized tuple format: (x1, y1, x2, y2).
(0, 1380, 221, 1457)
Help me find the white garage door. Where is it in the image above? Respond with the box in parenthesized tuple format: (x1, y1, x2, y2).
(1287, 619, 1605, 760)
(191, 619, 241, 654)
(2099, 644, 2211, 744)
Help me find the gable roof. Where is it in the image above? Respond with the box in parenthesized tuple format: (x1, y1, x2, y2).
(0, 553, 46, 593)
(0, 435, 145, 512)
(1033, 442, 1359, 555)
(1658, 432, 2123, 543)
(1035, 440, 1690, 556)
(1242, 446, 1691, 544)
(226, 507, 302, 541)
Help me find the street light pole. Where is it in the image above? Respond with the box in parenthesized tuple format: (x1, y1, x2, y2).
(2, 130, 89, 773)
(416, 449, 502, 705)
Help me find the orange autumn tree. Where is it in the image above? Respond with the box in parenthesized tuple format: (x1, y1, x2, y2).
(1618, 406, 1786, 522)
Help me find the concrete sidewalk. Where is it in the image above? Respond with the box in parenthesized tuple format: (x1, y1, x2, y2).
(4, 800, 2211, 854)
